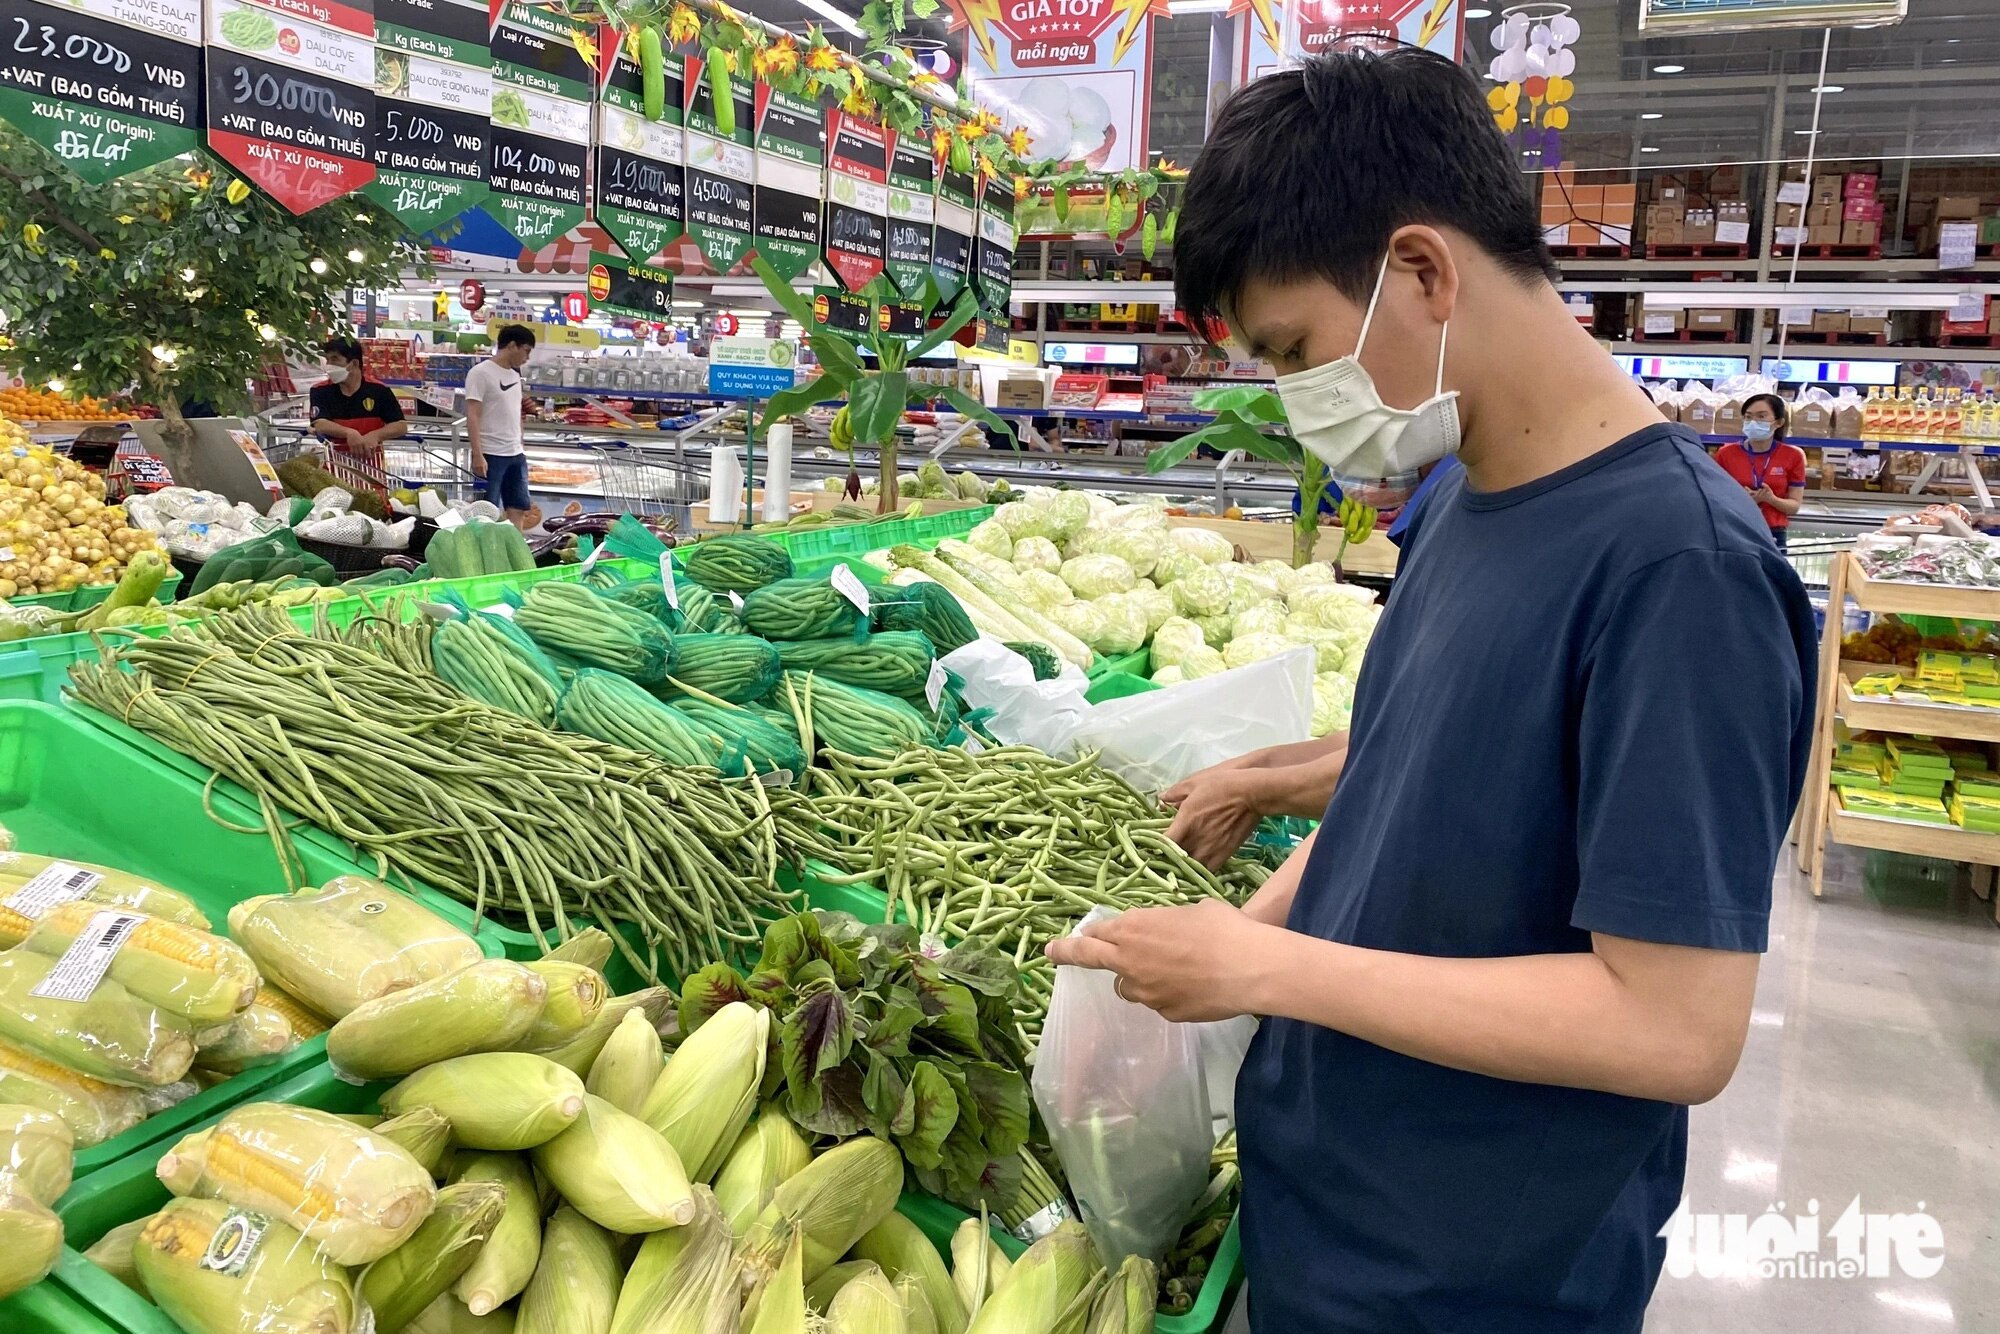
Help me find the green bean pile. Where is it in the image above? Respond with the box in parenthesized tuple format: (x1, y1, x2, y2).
(66, 606, 819, 984)
(806, 744, 1272, 1040)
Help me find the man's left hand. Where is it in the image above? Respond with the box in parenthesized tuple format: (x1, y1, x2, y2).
(1044, 899, 1277, 1022)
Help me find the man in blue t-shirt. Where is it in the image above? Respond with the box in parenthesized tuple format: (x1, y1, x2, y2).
(1049, 48, 1816, 1333)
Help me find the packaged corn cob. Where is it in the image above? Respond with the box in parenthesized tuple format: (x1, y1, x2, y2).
(0, 852, 210, 947)
(0, 946, 197, 1087)
(0, 1176, 61, 1300)
(133, 1196, 355, 1332)
(156, 1101, 437, 1265)
(19, 903, 258, 1026)
(0, 1101, 73, 1205)
(228, 878, 483, 1020)
(0, 1035, 149, 1145)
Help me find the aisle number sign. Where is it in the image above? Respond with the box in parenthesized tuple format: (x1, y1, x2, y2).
(0, 0, 203, 180)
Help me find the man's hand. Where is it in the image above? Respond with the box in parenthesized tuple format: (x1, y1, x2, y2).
(470, 452, 487, 479)
(1044, 899, 1276, 1022)
(1163, 768, 1269, 870)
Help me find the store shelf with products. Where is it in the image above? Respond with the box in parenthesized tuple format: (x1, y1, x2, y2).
(1798, 551, 2000, 918)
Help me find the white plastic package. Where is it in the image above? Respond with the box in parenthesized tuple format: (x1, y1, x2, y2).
(1065, 648, 1315, 794)
(1033, 908, 1215, 1266)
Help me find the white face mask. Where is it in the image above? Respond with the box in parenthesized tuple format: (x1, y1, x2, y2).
(325, 362, 352, 383)
(1272, 255, 1461, 482)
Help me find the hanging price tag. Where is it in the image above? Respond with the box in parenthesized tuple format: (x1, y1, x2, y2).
(925, 658, 948, 713)
(831, 563, 872, 614)
(579, 542, 605, 576)
(727, 590, 745, 612)
(435, 510, 467, 530)
(660, 554, 681, 610)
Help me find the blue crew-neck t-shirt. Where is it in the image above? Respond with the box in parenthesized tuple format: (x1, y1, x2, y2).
(1237, 423, 1817, 1332)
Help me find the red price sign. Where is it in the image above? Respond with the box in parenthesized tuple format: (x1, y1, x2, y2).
(460, 279, 485, 314)
(713, 312, 739, 336)
(562, 293, 590, 322)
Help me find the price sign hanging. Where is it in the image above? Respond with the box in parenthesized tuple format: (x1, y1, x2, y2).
(0, 0, 202, 181)
(485, 0, 592, 249)
(595, 30, 684, 266)
(681, 51, 755, 276)
(204, 0, 378, 212)
(750, 79, 823, 282)
(364, 0, 493, 232)
(824, 109, 889, 293)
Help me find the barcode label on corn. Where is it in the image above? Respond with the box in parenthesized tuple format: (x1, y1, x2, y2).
(30, 909, 143, 1001)
(4, 860, 104, 919)
(659, 554, 680, 610)
(832, 563, 872, 615)
(200, 1210, 271, 1275)
(925, 659, 948, 712)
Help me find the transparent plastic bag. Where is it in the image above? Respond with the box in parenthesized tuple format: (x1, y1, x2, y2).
(1032, 908, 1215, 1267)
(1066, 647, 1315, 794)
(225, 877, 483, 1020)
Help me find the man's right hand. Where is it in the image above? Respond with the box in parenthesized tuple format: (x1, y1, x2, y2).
(1163, 767, 1269, 871)
(470, 453, 487, 479)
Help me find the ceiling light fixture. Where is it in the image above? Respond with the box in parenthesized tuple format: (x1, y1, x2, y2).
(1640, 112, 1664, 120)
(1811, 84, 1845, 93)
(1641, 146, 1661, 153)
(1652, 63, 1685, 74)
(787, 0, 862, 36)
(1465, 5, 1491, 15)
(1167, 0, 1229, 12)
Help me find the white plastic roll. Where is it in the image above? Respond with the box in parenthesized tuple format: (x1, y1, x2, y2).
(709, 446, 744, 524)
(762, 423, 794, 524)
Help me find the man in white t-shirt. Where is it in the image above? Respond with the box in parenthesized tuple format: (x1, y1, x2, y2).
(463, 324, 535, 527)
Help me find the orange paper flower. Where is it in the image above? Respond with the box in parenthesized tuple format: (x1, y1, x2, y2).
(667, 4, 700, 44)
(756, 38, 799, 77)
(841, 83, 875, 118)
(956, 118, 983, 142)
(1013, 175, 1029, 200)
(932, 126, 953, 159)
(1005, 127, 1031, 157)
(806, 42, 840, 72)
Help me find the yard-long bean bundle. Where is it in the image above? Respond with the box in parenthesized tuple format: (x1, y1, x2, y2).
(805, 743, 1272, 1041)
(67, 607, 822, 984)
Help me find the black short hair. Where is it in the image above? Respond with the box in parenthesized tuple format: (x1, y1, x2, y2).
(322, 336, 362, 362)
(496, 324, 537, 351)
(1743, 392, 1790, 438)
(1174, 47, 1558, 327)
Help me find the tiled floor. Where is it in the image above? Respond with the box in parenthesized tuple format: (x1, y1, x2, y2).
(1644, 847, 2000, 1331)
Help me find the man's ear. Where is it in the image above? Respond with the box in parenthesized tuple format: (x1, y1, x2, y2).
(1386, 225, 1458, 325)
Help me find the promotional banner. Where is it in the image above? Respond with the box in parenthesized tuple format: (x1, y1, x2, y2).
(486, 0, 591, 248)
(1239, 0, 1462, 81)
(947, 0, 1156, 174)
(595, 30, 683, 266)
(0, 0, 202, 180)
(367, 0, 491, 232)
(932, 162, 974, 303)
(824, 109, 887, 294)
(589, 258, 674, 319)
(681, 53, 754, 275)
(751, 81, 822, 283)
(885, 127, 936, 303)
(205, 0, 377, 211)
(973, 171, 1015, 317)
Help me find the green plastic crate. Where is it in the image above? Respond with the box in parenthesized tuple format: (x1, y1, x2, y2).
(0, 700, 507, 1183)
(1088, 647, 1152, 680)
(1085, 670, 1158, 704)
(6, 569, 183, 614)
(897, 1192, 1244, 1334)
(756, 505, 994, 565)
(0, 1275, 120, 1334)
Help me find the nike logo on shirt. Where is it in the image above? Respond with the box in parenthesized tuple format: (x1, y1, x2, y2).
(498, 379, 520, 390)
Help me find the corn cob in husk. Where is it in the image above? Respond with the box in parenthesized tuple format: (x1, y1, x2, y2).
(585, 1007, 662, 1118)
(606, 1186, 740, 1334)
(517, 1205, 621, 1334)
(639, 1002, 767, 1183)
(541, 986, 674, 1077)
(228, 879, 482, 1020)
(712, 1110, 813, 1239)
(855, 1210, 966, 1334)
(362, 1179, 509, 1334)
(374, 1106, 454, 1179)
(0, 1035, 148, 1145)
(134, 1196, 354, 1333)
(381, 1053, 585, 1152)
(532, 1093, 695, 1233)
(517, 960, 607, 1053)
(449, 1153, 540, 1314)
(82, 1213, 151, 1293)
(828, 1263, 907, 1334)
(327, 961, 547, 1080)
(745, 1135, 904, 1285)
(21, 902, 258, 1026)
(0, 1175, 60, 1300)
(195, 1003, 297, 1076)
(0, 949, 195, 1087)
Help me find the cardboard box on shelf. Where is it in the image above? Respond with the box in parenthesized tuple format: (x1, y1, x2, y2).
(1688, 308, 1734, 332)
(1811, 177, 1842, 205)
(1806, 203, 1841, 228)
(1843, 198, 1885, 220)
(1683, 209, 1716, 243)
(1717, 200, 1751, 224)
(1775, 202, 1802, 228)
(1812, 311, 1852, 333)
(1807, 225, 1843, 245)
(1833, 399, 1866, 436)
(995, 377, 1048, 409)
(1937, 194, 1984, 220)
(1842, 220, 1881, 246)
(1849, 307, 1891, 335)
(1714, 402, 1744, 434)
(1636, 302, 1685, 335)
(1793, 399, 1836, 435)
(1941, 296, 1992, 335)
(1566, 222, 1603, 245)
(1683, 399, 1718, 433)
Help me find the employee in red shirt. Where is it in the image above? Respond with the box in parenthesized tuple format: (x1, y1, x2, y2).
(309, 336, 407, 459)
(1714, 393, 1806, 548)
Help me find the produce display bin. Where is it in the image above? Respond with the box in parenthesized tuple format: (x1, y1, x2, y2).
(1085, 670, 1158, 704)
(1088, 647, 1152, 680)
(0, 699, 508, 1181)
(0, 1274, 121, 1334)
(7, 569, 183, 614)
(765, 505, 994, 566)
(897, 1192, 1245, 1334)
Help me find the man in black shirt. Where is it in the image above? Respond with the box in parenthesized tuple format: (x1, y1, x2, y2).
(309, 336, 408, 457)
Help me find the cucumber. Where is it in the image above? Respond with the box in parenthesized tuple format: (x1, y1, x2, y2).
(707, 54, 734, 137)
(639, 25, 665, 121)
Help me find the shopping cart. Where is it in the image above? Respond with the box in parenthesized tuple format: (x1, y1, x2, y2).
(1784, 533, 1855, 592)
(592, 442, 707, 527)
(263, 437, 396, 509)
